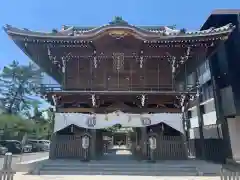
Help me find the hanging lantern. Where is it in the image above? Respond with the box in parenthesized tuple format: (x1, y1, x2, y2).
(149, 136, 157, 150)
(82, 135, 90, 149)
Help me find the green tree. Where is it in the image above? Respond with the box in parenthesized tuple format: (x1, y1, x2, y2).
(29, 106, 54, 139)
(104, 124, 122, 132)
(0, 60, 43, 114)
(0, 114, 34, 140)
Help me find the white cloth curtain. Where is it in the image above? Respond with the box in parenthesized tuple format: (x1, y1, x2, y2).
(54, 112, 183, 133)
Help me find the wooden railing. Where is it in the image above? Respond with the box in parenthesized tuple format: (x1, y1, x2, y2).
(0, 153, 16, 180)
(40, 84, 174, 92)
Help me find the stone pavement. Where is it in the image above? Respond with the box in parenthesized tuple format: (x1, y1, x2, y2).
(14, 173, 221, 180)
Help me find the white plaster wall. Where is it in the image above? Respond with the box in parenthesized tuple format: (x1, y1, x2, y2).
(227, 117, 240, 161)
(190, 116, 199, 128)
(189, 99, 217, 127)
(189, 110, 217, 127)
(203, 111, 217, 125)
(189, 106, 198, 128)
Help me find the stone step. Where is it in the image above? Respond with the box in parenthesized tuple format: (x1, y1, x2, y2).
(43, 163, 197, 168)
(37, 160, 221, 176)
(39, 170, 197, 176)
(45, 160, 198, 166)
(41, 166, 197, 172)
(39, 162, 198, 176)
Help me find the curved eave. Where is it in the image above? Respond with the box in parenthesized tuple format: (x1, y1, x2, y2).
(4, 24, 236, 42)
(11, 39, 62, 84)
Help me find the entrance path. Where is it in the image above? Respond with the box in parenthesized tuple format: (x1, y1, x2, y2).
(14, 173, 220, 180)
(102, 145, 134, 161)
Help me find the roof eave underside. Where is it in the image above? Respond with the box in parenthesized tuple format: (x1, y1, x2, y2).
(12, 39, 62, 84)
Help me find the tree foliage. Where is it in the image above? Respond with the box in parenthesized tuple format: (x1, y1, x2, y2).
(0, 60, 43, 114)
(0, 60, 53, 140)
(104, 124, 122, 132)
(0, 107, 54, 140)
(29, 105, 54, 139)
(0, 114, 34, 140)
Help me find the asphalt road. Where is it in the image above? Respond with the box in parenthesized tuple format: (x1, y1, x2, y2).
(0, 152, 49, 167)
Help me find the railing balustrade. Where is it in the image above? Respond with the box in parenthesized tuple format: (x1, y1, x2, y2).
(0, 153, 16, 180)
(40, 83, 175, 92)
(220, 162, 240, 180)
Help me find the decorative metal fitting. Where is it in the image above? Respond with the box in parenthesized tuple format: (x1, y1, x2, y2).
(141, 94, 146, 107)
(91, 94, 96, 107)
(93, 56, 97, 68)
(140, 50, 144, 68)
(61, 57, 67, 73)
(93, 50, 97, 68)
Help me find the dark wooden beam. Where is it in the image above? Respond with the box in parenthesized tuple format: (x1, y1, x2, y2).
(57, 107, 180, 113)
(46, 90, 197, 95)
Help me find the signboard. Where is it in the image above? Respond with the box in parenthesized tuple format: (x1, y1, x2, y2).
(86, 116, 96, 128)
(82, 135, 90, 149)
(141, 117, 151, 126)
(149, 136, 157, 150)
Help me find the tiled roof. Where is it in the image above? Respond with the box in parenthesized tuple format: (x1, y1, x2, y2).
(3, 21, 235, 40)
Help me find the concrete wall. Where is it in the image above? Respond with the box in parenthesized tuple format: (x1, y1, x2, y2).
(227, 117, 240, 161)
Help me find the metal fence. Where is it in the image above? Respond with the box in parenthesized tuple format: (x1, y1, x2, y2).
(0, 153, 16, 180)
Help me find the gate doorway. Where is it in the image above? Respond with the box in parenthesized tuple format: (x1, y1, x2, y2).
(101, 125, 136, 161)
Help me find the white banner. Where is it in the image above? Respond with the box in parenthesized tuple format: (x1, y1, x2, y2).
(54, 112, 183, 133)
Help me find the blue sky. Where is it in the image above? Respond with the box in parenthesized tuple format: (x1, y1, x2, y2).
(0, 0, 239, 70)
(0, 0, 239, 109)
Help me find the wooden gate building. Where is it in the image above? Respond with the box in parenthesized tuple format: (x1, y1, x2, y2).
(4, 14, 235, 161)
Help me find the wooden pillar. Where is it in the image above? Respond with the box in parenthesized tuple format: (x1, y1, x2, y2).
(49, 133, 57, 159)
(94, 130, 100, 159)
(212, 76, 233, 161)
(90, 129, 96, 160)
(209, 53, 233, 162)
(140, 127, 148, 159)
(196, 90, 206, 160)
(181, 112, 189, 159)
